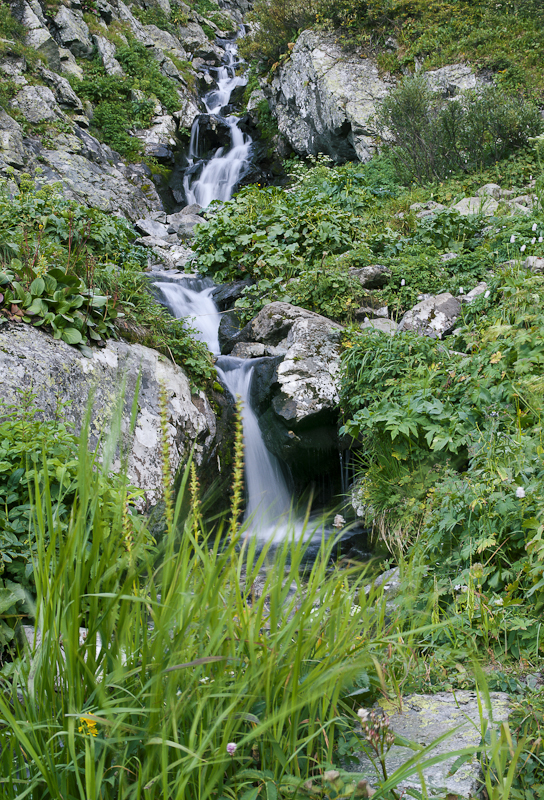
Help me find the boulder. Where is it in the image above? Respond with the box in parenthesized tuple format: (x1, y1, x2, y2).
(247, 303, 343, 425)
(135, 218, 170, 239)
(477, 183, 502, 200)
(143, 24, 188, 61)
(267, 30, 393, 162)
(93, 35, 125, 76)
(10, 85, 64, 123)
(211, 280, 253, 311)
(410, 200, 446, 218)
(0, 324, 216, 508)
(349, 264, 391, 289)
(354, 691, 510, 799)
(21, 2, 61, 71)
(0, 108, 25, 168)
(452, 196, 498, 216)
(425, 63, 481, 96)
(399, 293, 461, 339)
(218, 310, 248, 354)
(115, 0, 155, 47)
(354, 305, 389, 321)
(54, 6, 94, 58)
(525, 256, 544, 273)
(58, 47, 84, 80)
(173, 98, 200, 130)
(360, 318, 397, 335)
(176, 213, 208, 240)
(35, 133, 162, 221)
(135, 114, 177, 161)
(460, 281, 488, 303)
(39, 67, 83, 110)
(176, 22, 213, 52)
(230, 342, 266, 358)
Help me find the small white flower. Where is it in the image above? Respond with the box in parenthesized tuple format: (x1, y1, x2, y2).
(333, 514, 345, 529)
(401, 279, 406, 286)
(459, 287, 464, 294)
(484, 290, 490, 298)
(226, 742, 237, 756)
(520, 244, 526, 252)
(199, 677, 210, 684)
(532, 223, 538, 232)
(540, 236, 543, 243)
(357, 708, 370, 722)
(532, 238, 536, 244)
(516, 486, 526, 499)
(454, 584, 468, 592)
(510, 235, 516, 243)
(350, 605, 361, 616)
(493, 597, 504, 606)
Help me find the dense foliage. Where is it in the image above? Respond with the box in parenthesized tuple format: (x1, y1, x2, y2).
(0, 176, 214, 384)
(376, 77, 541, 183)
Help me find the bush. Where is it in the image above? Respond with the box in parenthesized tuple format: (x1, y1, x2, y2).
(376, 76, 542, 183)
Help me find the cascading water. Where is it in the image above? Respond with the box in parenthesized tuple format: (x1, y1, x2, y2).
(183, 37, 252, 208)
(154, 279, 297, 539)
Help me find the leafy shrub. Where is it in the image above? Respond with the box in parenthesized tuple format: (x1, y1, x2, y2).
(376, 76, 542, 183)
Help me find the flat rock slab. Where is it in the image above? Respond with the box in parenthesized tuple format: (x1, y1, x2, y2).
(353, 691, 510, 798)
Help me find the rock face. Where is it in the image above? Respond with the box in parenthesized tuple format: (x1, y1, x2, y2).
(226, 303, 344, 474)
(353, 691, 510, 798)
(399, 293, 461, 339)
(267, 30, 393, 162)
(267, 31, 482, 163)
(0, 324, 216, 508)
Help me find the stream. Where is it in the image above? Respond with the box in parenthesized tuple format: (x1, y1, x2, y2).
(156, 35, 368, 553)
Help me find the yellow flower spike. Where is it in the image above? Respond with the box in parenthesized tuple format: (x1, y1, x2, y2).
(78, 716, 98, 737)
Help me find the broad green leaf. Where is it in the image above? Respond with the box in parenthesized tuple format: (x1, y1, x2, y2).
(61, 327, 83, 345)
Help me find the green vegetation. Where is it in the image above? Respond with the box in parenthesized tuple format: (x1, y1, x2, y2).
(0, 175, 214, 384)
(241, 0, 544, 102)
(72, 41, 182, 160)
(0, 411, 526, 798)
(376, 76, 541, 183)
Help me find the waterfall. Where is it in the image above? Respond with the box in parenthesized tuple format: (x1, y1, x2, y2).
(183, 37, 252, 208)
(155, 279, 297, 539)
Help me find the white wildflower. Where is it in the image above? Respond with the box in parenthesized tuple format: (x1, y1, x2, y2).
(510, 235, 516, 243)
(459, 287, 464, 294)
(333, 514, 345, 529)
(493, 597, 504, 606)
(533, 223, 538, 232)
(401, 278, 406, 286)
(520, 244, 526, 252)
(357, 708, 370, 722)
(532, 238, 536, 244)
(484, 290, 490, 298)
(516, 486, 526, 499)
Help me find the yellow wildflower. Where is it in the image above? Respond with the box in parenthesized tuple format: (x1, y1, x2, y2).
(78, 716, 98, 737)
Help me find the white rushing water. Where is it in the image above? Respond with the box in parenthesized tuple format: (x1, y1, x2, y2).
(155, 278, 299, 539)
(183, 38, 252, 208)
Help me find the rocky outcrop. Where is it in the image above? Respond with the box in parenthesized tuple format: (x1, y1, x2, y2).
(267, 30, 393, 162)
(398, 293, 461, 339)
(225, 302, 345, 474)
(0, 324, 216, 508)
(266, 30, 484, 163)
(354, 691, 510, 799)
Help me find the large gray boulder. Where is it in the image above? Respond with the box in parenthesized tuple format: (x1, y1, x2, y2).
(32, 127, 163, 221)
(0, 324, 216, 508)
(399, 293, 461, 339)
(93, 35, 125, 77)
(54, 6, 94, 58)
(349, 264, 391, 289)
(143, 24, 189, 61)
(233, 303, 344, 475)
(135, 114, 178, 161)
(452, 196, 498, 216)
(267, 30, 393, 162)
(39, 67, 83, 110)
